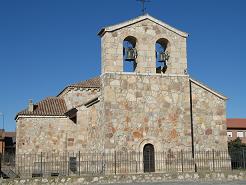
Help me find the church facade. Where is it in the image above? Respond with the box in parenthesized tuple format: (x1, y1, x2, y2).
(15, 15, 228, 156)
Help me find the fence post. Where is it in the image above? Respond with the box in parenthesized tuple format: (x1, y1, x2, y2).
(40, 152, 43, 176)
(135, 152, 138, 173)
(148, 151, 150, 173)
(181, 150, 184, 172)
(68, 152, 69, 176)
(243, 149, 245, 169)
(0, 153, 2, 178)
(212, 149, 215, 172)
(78, 151, 80, 176)
(24, 153, 26, 177)
(114, 151, 117, 175)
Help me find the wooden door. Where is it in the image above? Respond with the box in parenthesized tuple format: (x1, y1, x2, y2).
(143, 144, 155, 172)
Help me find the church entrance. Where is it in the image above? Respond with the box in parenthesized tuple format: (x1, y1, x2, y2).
(143, 144, 155, 172)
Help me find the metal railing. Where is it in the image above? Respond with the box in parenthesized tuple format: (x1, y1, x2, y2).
(0, 150, 245, 178)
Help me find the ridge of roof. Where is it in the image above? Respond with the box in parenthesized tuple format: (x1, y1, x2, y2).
(15, 97, 67, 119)
(190, 78, 227, 100)
(98, 14, 188, 37)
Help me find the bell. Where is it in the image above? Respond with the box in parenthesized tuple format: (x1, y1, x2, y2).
(156, 65, 167, 74)
(156, 66, 162, 73)
(124, 48, 137, 61)
(159, 51, 170, 62)
(162, 65, 167, 73)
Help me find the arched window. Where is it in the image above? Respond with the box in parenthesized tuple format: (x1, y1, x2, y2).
(155, 38, 169, 74)
(123, 36, 137, 72)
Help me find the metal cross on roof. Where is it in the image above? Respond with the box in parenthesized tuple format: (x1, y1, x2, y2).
(137, 0, 150, 15)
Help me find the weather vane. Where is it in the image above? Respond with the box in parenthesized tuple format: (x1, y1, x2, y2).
(137, 0, 150, 15)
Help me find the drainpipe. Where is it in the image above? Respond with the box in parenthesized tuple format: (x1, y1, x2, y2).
(189, 79, 197, 172)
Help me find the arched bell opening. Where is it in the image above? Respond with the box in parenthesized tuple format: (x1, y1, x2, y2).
(155, 38, 170, 74)
(143, 143, 155, 172)
(123, 36, 137, 72)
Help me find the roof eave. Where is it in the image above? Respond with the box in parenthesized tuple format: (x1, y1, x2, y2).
(98, 14, 189, 38)
(98, 28, 106, 37)
(57, 86, 70, 97)
(190, 78, 228, 100)
(16, 114, 67, 120)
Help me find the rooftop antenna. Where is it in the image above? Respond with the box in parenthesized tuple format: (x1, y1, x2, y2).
(137, 0, 150, 15)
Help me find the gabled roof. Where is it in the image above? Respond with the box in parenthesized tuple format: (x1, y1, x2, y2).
(98, 14, 188, 38)
(190, 78, 227, 100)
(15, 97, 67, 119)
(16, 77, 101, 118)
(227, 119, 246, 129)
(57, 76, 101, 96)
(69, 76, 101, 88)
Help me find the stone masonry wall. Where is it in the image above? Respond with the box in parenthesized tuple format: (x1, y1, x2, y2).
(191, 82, 228, 151)
(101, 19, 187, 74)
(2, 171, 246, 185)
(101, 73, 192, 152)
(60, 88, 100, 110)
(16, 101, 103, 154)
(66, 101, 104, 153)
(16, 117, 69, 154)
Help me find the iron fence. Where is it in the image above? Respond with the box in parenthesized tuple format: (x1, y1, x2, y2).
(229, 149, 246, 169)
(0, 150, 245, 178)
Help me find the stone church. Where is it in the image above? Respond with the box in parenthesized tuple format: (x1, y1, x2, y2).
(15, 14, 228, 156)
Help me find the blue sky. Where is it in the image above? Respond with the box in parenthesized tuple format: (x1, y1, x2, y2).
(0, 0, 245, 131)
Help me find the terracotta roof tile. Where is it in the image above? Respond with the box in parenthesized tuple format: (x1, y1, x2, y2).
(69, 76, 101, 88)
(227, 118, 246, 129)
(4, 132, 16, 138)
(16, 97, 67, 118)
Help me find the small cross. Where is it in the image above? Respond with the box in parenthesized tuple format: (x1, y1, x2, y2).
(137, 0, 150, 15)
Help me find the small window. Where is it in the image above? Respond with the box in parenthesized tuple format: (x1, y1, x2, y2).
(227, 131, 232, 137)
(237, 131, 244, 138)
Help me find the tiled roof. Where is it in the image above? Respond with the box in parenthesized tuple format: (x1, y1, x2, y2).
(57, 76, 101, 96)
(0, 130, 15, 138)
(69, 76, 101, 88)
(227, 119, 246, 129)
(4, 132, 16, 138)
(16, 97, 67, 118)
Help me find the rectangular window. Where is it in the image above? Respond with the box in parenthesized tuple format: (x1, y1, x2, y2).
(227, 131, 232, 137)
(237, 131, 244, 138)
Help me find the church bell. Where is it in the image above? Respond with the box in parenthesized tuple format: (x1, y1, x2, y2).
(124, 48, 137, 61)
(158, 51, 170, 62)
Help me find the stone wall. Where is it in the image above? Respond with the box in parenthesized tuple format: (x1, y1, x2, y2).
(16, 77, 228, 155)
(191, 81, 228, 151)
(101, 19, 187, 74)
(101, 73, 192, 152)
(16, 100, 102, 154)
(16, 117, 69, 154)
(67, 101, 103, 153)
(1, 171, 246, 185)
(60, 88, 100, 110)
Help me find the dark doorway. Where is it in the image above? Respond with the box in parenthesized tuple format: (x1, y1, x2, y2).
(143, 144, 155, 172)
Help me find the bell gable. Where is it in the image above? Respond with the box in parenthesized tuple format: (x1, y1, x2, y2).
(99, 14, 189, 75)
